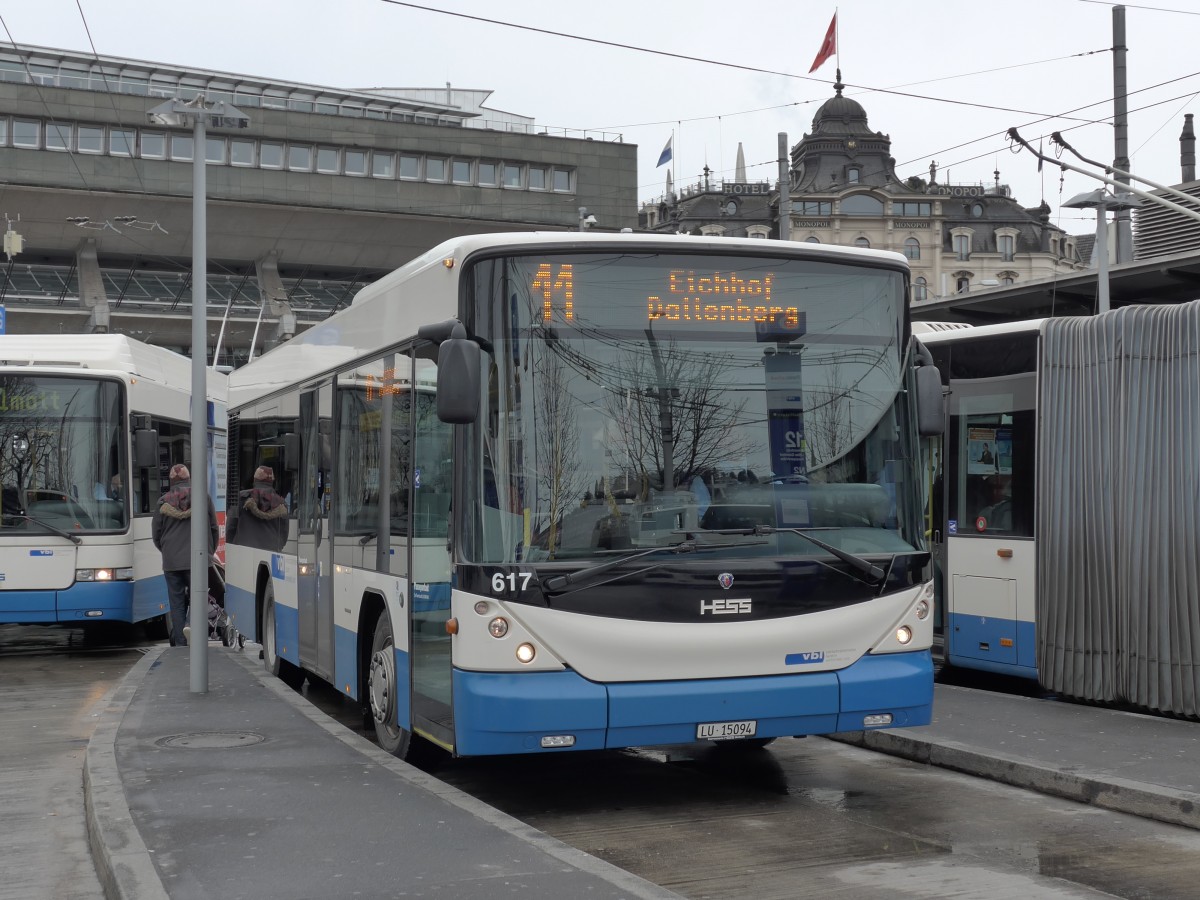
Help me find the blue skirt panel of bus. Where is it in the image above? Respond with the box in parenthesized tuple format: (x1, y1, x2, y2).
(451, 650, 934, 756)
(274, 601, 301, 666)
(224, 583, 257, 642)
(132, 574, 170, 624)
(947, 612, 1037, 678)
(412, 583, 451, 613)
(0, 581, 134, 623)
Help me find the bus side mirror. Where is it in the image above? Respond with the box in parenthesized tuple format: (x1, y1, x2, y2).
(435, 329, 480, 424)
(133, 428, 159, 469)
(915, 364, 945, 436)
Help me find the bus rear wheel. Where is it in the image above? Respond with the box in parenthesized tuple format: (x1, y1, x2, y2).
(262, 584, 304, 689)
(368, 613, 413, 759)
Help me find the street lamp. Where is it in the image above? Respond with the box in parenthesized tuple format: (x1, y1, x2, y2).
(1061, 188, 1141, 315)
(148, 96, 249, 693)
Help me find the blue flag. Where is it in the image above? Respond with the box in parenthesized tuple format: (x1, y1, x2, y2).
(657, 136, 673, 168)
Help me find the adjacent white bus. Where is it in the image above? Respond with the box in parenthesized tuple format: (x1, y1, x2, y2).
(0, 335, 226, 634)
(224, 232, 945, 758)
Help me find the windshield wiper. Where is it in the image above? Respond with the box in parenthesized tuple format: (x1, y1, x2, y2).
(17, 514, 83, 545)
(541, 537, 768, 593)
(704, 524, 887, 585)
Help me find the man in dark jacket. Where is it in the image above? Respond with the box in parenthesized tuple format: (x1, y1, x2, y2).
(152, 464, 218, 647)
(230, 465, 289, 551)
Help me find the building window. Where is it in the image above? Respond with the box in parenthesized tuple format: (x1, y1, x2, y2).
(1002, 275, 1015, 286)
(205, 137, 225, 164)
(110, 128, 136, 156)
(998, 233, 1015, 262)
(12, 118, 39, 148)
(287, 144, 313, 171)
(841, 194, 884, 216)
(78, 125, 104, 154)
(971, 202, 984, 218)
(170, 134, 194, 161)
(805, 236, 820, 243)
(854, 237, 871, 248)
(316, 146, 339, 174)
(903, 237, 921, 260)
(478, 161, 498, 186)
(956, 275, 970, 293)
(399, 155, 420, 179)
(260, 142, 284, 168)
(529, 166, 548, 190)
(344, 149, 367, 176)
(452, 159, 472, 184)
(502, 163, 522, 188)
(914, 277, 928, 302)
(801, 201, 832, 216)
(141, 131, 166, 159)
(954, 233, 971, 261)
(45, 122, 71, 151)
(426, 157, 447, 182)
(747, 226, 770, 239)
(847, 167, 860, 184)
(895, 201, 931, 216)
(230, 139, 255, 167)
(0, 118, 7, 146)
(553, 168, 572, 192)
(372, 151, 395, 178)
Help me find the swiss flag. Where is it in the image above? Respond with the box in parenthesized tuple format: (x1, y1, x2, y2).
(809, 13, 837, 74)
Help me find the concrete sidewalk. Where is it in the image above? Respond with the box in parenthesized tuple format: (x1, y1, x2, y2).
(831, 682, 1200, 831)
(85, 647, 683, 900)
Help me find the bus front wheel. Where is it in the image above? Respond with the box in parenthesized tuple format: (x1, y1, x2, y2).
(262, 584, 304, 689)
(368, 613, 412, 759)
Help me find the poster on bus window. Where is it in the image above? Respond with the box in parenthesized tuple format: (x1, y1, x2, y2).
(966, 426, 1011, 475)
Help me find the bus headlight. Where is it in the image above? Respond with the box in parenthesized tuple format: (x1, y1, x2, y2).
(76, 568, 133, 582)
(915, 599, 930, 620)
(516, 643, 536, 664)
(896, 625, 913, 645)
(488, 617, 509, 638)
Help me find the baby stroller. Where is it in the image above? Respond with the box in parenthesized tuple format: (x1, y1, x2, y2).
(207, 556, 245, 648)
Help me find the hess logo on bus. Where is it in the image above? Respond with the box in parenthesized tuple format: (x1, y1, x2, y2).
(701, 598, 752, 615)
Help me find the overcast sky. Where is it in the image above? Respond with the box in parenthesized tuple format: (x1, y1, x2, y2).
(4, 0, 1199, 235)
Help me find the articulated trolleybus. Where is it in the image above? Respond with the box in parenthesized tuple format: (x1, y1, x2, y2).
(224, 232, 944, 758)
(0, 335, 226, 634)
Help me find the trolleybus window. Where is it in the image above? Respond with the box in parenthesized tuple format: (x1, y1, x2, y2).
(0, 375, 126, 532)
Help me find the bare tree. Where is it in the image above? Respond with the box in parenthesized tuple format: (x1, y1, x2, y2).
(533, 350, 584, 556)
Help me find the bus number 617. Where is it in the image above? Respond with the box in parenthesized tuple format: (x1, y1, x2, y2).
(492, 572, 533, 593)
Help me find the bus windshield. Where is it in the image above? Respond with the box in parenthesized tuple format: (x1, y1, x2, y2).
(462, 250, 922, 564)
(0, 375, 127, 533)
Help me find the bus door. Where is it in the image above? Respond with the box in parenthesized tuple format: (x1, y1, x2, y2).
(408, 353, 454, 742)
(298, 382, 335, 680)
(943, 335, 1037, 676)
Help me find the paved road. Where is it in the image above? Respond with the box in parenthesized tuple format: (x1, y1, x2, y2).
(0, 623, 152, 900)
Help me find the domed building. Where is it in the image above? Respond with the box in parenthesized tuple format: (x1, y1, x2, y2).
(640, 77, 1085, 303)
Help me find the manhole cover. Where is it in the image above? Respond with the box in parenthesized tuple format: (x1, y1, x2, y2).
(155, 731, 267, 749)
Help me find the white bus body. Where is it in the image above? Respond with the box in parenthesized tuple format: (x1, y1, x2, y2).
(0, 335, 226, 631)
(226, 232, 939, 757)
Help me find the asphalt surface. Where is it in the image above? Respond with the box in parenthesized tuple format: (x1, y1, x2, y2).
(85, 646, 1200, 899)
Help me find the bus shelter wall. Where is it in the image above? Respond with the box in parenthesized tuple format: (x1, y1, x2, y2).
(1038, 301, 1200, 718)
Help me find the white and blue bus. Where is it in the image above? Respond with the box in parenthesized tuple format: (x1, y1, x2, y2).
(920, 306, 1200, 717)
(224, 232, 945, 758)
(0, 335, 226, 635)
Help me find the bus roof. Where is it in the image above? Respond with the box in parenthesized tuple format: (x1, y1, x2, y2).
(917, 318, 1046, 344)
(0, 333, 222, 395)
(231, 232, 910, 408)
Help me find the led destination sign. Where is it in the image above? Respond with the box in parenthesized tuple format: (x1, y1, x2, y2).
(0, 386, 66, 413)
(531, 262, 803, 336)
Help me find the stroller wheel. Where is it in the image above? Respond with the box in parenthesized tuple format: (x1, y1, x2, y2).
(237, 632, 247, 650)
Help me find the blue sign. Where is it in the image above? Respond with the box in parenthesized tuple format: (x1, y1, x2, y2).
(0, 304, 6, 335)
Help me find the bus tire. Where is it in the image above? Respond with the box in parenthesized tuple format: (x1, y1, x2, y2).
(262, 584, 304, 689)
(368, 612, 412, 759)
